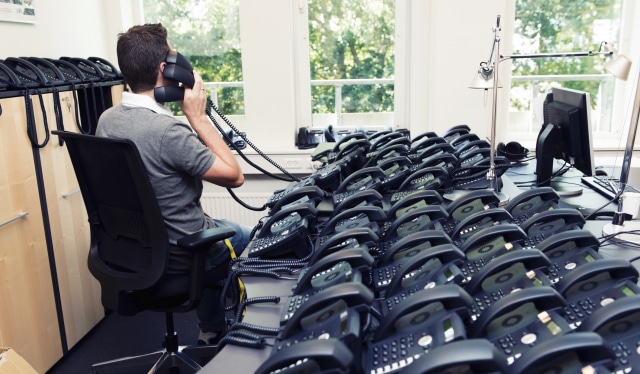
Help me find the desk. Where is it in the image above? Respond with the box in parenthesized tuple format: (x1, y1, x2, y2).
(202, 171, 640, 373)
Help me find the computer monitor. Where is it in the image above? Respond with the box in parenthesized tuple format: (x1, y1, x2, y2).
(536, 87, 595, 192)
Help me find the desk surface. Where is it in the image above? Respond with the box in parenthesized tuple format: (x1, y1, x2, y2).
(202, 169, 640, 372)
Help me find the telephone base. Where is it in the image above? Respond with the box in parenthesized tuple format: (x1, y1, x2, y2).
(602, 221, 640, 246)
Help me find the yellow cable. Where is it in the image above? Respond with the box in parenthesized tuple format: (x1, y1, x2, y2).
(224, 238, 246, 309)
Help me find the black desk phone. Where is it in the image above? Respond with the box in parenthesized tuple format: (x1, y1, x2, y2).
(504, 186, 560, 225)
(463, 249, 553, 320)
(400, 338, 510, 374)
(376, 156, 414, 191)
(535, 229, 602, 283)
(373, 241, 463, 294)
(364, 285, 473, 374)
(265, 176, 318, 209)
(379, 249, 466, 308)
(554, 258, 640, 329)
(509, 332, 616, 374)
(519, 207, 585, 248)
(457, 223, 528, 282)
(407, 136, 445, 159)
(380, 204, 448, 244)
(388, 166, 449, 204)
(384, 189, 443, 219)
(448, 207, 514, 246)
(317, 205, 387, 242)
(308, 227, 379, 266)
(255, 338, 354, 374)
(376, 230, 452, 267)
(467, 286, 571, 365)
(267, 185, 327, 216)
(577, 294, 640, 373)
(331, 166, 386, 204)
(442, 189, 501, 234)
(247, 202, 316, 259)
(331, 189, 383, 219)
(278, 282, 373, 345)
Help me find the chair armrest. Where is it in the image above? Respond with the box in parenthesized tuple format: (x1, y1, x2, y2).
(177, 227, 236, 252)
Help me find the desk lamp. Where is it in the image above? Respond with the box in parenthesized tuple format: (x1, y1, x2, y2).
(471, 15, 630, 204)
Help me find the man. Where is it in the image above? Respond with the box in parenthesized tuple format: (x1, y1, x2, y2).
(96, 23, 251, 345)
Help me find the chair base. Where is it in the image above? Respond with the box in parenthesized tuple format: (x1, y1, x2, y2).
(92, 345, 219, 374)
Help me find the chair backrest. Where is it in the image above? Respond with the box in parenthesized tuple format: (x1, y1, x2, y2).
(54, 130, 171, 313)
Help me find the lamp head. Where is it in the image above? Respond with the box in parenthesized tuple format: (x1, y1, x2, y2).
(470, 62, 502, 89)
(603, 42, 632, 81)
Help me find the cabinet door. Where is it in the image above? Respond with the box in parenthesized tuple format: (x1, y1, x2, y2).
(35, 91, 104, 350)
(0, 95, 63, 373)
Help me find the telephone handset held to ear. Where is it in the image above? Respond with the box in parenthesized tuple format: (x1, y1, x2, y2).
(153, 51, 195, 102)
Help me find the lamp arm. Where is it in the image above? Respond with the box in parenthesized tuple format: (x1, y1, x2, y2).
(499, 51, 612, 62)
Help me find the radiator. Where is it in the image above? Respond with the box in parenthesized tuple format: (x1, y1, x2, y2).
(201, 192, 273, 227)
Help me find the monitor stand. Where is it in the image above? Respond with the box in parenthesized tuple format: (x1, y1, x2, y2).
(549, 181, 583, 197)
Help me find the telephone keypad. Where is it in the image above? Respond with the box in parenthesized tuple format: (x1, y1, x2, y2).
(280, 294, 312, 325)
(562, 298, 597, 328)
(369, 336, 419, 374)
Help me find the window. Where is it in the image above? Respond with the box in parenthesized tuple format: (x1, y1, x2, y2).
(508, 0, 624, 145)
(307, 0, 395, 129)
(142, 0, 244, 121)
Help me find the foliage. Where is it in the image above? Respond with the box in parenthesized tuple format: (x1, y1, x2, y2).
(511, 0, 621, 111)
(308, 0, 395, 114)
(142, 0, 244, 115)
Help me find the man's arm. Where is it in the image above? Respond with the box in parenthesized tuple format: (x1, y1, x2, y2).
(181, 72, 244, 188)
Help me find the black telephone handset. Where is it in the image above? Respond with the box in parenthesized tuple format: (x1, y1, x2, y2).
(412, 142, 456, 163)
(369, 132, 409, 153)
(375, 155, 413, 190)
(385, 189, 443, 220)
(87, 57, 122, 79)
(410, 131, 438, 143)
(279, 282, 373, 336)
(400, 339, 510, 374)
(255, 338, 354, 374)
(380, 243, 466, 298)
(451, 156, 511, 190)
(467, 286, 567, 339)
(554, 258, 640, 327)
(441, 124, 471, 142)
(459, 209, 518, 247)
(450, 147, 492, 180)
(414, 152, 458, 175)
(463, 249, 553, 305)
(453, 138, 490, 159)
(508, 332, 616, 374)
(444, 189, 501, 229)
(377, 230, 452, 267)
(153, 51, 195, 102)
(408, 136, 445, 159)
(266, 177, 317, 209)
(23, 57, 67, 86)
(44, 58, 86, 84)
(60, 57, 105, 81)
(332, 138, 370, 164)
(364, 285, 473, 374)
(374, 284, 474, 341)
(268, 185, 327, 216)
(1, 57, 50, 87)
(535, 229, 602, 283)
(449, 132, 480, 150)
(309, 227, 379, 266)
(519, 207, 585, 246)
(448, 208, 514, 245)
(366, 144, 410, 167)
(576, 294, 640, 372)
(0, 60, 22, 88)
(333, 166, 385, 195)
(381, 205, 448, 242)
(293, 248, 374, 295)
(458, 224, 528, 281)
(247, 202, 317, 259)
(504, 186, 560, 224)
(318, 205, 387, 237)
(392, 166, 448, 199)
(331, 189, 383, 218)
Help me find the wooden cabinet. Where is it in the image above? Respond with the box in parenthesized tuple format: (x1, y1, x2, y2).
(0, 84, 123, 372)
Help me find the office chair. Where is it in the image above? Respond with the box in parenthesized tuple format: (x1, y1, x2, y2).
(53, 130, 236, 373)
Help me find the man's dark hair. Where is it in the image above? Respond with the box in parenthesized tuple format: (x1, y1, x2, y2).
(117, 23, 171, 93)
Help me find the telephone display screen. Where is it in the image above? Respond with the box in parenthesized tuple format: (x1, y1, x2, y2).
(450, 198, 485, 222)
(466, 235, 509, 261)
(394, 200, 428, 219)
(621, 285, 637, 297)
